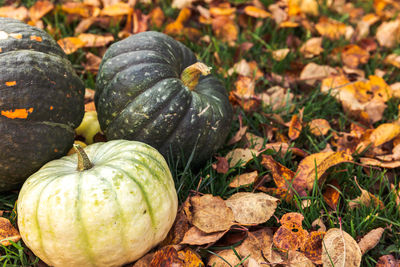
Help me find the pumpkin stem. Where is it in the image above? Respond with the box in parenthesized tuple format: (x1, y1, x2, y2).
(181, 62, 211, 91)
(73, 144, 93, 171)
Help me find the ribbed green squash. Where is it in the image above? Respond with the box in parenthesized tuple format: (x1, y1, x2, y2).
(95, 31, 232, 165)
(0, 18, 84, 190)
(17, 140, 178, 267)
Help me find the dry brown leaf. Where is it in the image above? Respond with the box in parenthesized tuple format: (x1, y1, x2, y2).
(273, 213, 308, 252)
(369, 122, 400, 147)
(360, 157, 400, 168)
(78, 33, 114, 47)
(299, 37, 324, 58)
(244, 133, 265, 150)
(261, 154, 295, 190)
(164, 8, 191, 36)
(225, 192, 278, 225)
(83, 52, 102, 73)
(356, 13, 379, 40)
(180, 226, 226, 245)
(288, 114, 302, 140)
(341, 44, 370, 69)
(190, 194, 234, 233)
(385, 53, 400, 68)
(149, 7, 165, 28)
(293, 151, 353, 196)
(0, 217, 20, 246)
(312, 218, 326, 232)
(308, 119, 331, 136)
(259, 86, 294, 111)
(227, 116, 247, 145)
(300, 231, 325, 265)
(177, 248, 204, 267)
(207, 249, 241, 267)
(212, 15, 238, 45)
(286, 250, 316, 267)
(244, 5, 271, 18)
(265, 142, 308, 157)
(172, 0, 196, 9)
(357, 227, 384, 255)
(225, 148, 259, 168)
(376, 19, 400, 48)
(376, 255, 399, 267)
(315, 17, 347, 40)
(272, 48, 290, 61)
(74, 17, 96, 35)
(0, 6, 28, 21)
(161, 208, 190, 246)
(100, 2, 132, 16)
(150, 246, 184, 267)
(349, 179, 384, 210)
(300, 63, 338, 86)
(322, 228, 362, 267)
(57, 37, 86, 54)
(132, 252, 155, 267)
(229, 171, 258, 188)
(212, 156, 229, 174)
(28, 0, 54, 22)
(61, 2, 92, 17)
(323, 180, 340, 210)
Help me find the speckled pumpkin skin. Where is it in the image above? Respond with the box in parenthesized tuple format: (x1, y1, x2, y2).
(0, 18, 84, 190)
(95, 31, 233, 165)
(18, 140, 178, 267)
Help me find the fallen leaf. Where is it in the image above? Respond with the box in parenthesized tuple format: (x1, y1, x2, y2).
(74, 17, 96, 34)
(349, 178, 384, 210)
(177, 248, 204, 267)
(300, 63, 338, 86)
(78, 33, 114, 47)
(376, 19, 400, 48)
(61, 2, 92, 17)
(172, 0, 196, 9)
(0, 217, 21, 246)
(225, 148, 259, 168)
(0, 6, 28, 21)
(244, 6, 271, 18)
(357, 227, 384, 255)
(293, 152, 353, 196)
(299, 37, 324, 58)
(227, 116, 247, 145)
(229, 171, 258, 188)
(261, 155, 295, 190)
(180, 226, 227, 245)
(149, 6, 165, 28)
(161, 208, 190, 246)
(376, 255, 399, 267)
(360, 157, 400, 168)
(100, 2, 132, 16)
(272, 48, 290, 61)
(311, 218, 326, 232)
(356, 13, 379, 40)
(369, 122, 400, 147)
(82, 52, 102, 74)
(28, 0, 54, 22)
(385, 53, 400, 68)
(150, 246, 184, 267)
(286, 250, 316, 267)
(244, 133, 265, 150)
(259, 86, 294, 111)
(207, 249, 241, 267)
(190, 194, 234, 233)
(321, 228, 362, 267)
(225, 192, 278, 225)
(57, 37, 86, 54)
(273, 212, 308, 252)
(288, 114, 302, 140)
(164, 8, 191, 36)
(315, 17, 347, 40)
(300, 231, 325, 265)
(341, 44, 370, 69)
(308, 119, 331, 136)
(323, 180, 340, 210)
(212, 156, 229, 174)
(212, 15, 238, 45)
(132, 252, 155, 267)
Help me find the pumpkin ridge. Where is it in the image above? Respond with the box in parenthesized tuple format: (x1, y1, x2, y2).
(105, 165, 157, 229)
(103, 77, 183, 135)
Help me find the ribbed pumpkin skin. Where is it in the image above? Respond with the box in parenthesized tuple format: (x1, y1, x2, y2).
(95, 31, 232, 165)
(0, 18, 84, 190)
(17, 140, 178, 267)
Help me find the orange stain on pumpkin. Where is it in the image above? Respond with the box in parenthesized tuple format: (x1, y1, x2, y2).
(30, 36, 42, 42)
(50, 106, 54, 110)
(9, 33, 22, 39)
(5, 81, 16, 86)
(54, 148, 59, 153)
(1, 108, 34, 119)
(0, 48, 2, 53)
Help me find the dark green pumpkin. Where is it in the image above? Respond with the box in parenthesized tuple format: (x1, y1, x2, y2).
(95, 31, 233, 165)
(0, 18, 84, 190)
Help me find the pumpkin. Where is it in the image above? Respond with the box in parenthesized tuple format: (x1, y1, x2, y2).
(17, 139, 178, 267)
(95, 31, 232, 165)
(0, 18, 84, 190)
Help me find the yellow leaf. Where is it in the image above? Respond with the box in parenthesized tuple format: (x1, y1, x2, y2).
(57, 37, 86, 54)
(315, 17, 347, 40)
(272, 48, 290, 61)
(77, 33, 114, 47)
(244, 6, 271, 18)
(308, 118, 331, 136)
(0, 6, 28, 21)
(225, 148, 259, 168)
(100, 2, 132, 16)
(369, 122, 400, 147)
(29, 0, 54, 22)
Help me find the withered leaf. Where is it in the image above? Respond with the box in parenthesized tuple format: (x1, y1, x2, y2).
(0, 217, 20, 246)
(150, 246, 184, 267)
(376, 255, 399, 267)
(177, 248, 204, 267)
(225, 192, 278, 225)
(323, 180, 341, 210)
(229, 171, 258, 188)
(0, 6, 28, 21)
(293, 152, 353, 196)
(100, 2, 132, 16)
(322, 228, 362, 267)
(300, 231, 325, 265)
(57, 37, 86, 54)
(207, 249, 241, 267)
(29, 0, 54, 22)
(360, 157, 400, 169)
(286, 250, 316, 267)
(225, 148, 259, 168)
(288, 114, 302, 140)
(357, 227, 384, 255)
(244, 5, 271, 18)
(190, 194, 234, 233)
(376, 19, 400, 48)
(349, 180, 384, 210)
(299, 37, 324, 58)
(78, 33, 114, 47)
(315, 17, 347, 40)
(369, 122, 400, 147)
(161, 208, 190, 246)
(308, 119, 331, 136)
(133, 252, 155, 267)
(341, 44, 370, 69)
(212, 156, 229, 174)
(273, 213, 308, 252)
(180, 226, 227, 246)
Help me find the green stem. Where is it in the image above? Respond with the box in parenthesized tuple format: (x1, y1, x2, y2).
(73, 144, 93, 171)
(181, 62, 211, 91)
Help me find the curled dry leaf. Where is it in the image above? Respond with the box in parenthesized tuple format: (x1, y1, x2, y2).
(212, 156, 229, 174)
(323, 180, 340, 210)
(225, 148, 259, 168)
(229, 170, 258, 188)
(29, 0, 54, 22)
(349, 179, 384, 210)
(312, 218, 326, 232)
(180, 226, 227, 246)
(244, 5, 271, 18)
(293, 151, 353, 197)
(0, 217, 21, 246)
(78, 33, 114, 47)
(190, 194, 234, 233)
(207, 249, 241, 267)
(300, 37, 324, 58)
(273, 212, 308, 252)
(0, 6, 28, 21)
(225, 192, 278, 225)
(261, 154, 295, 190)
(74, 17, 96, 34)
(357, 227, 384, 255)
(360, 157, 400, 169)
(288, 114, 303, 140)
(308, 119, 331, 136)
(161, 208, 190, 246)
(322, 228, 362, 267)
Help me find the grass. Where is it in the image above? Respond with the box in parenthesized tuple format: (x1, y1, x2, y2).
(1, 0, 400, 266)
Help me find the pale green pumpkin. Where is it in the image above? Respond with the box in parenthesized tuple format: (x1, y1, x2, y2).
(17, 140, 178, 267)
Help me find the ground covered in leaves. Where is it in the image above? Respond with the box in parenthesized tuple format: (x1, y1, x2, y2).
(0, 0, 400, 266)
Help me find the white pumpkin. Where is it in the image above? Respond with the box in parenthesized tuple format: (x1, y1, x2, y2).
(17, 140, 178, 267)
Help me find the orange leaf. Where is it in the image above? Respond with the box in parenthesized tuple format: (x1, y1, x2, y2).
(315, 17, 347, 40)
(29, 0, 54, 22)
(164, 8, 191, 36)
(308, 118, 331, 136)
(0, 217, 21, 246)
(323, 180, 340, 210)
(341, 44, 370, 69)
(261, 155, 295, 190)
(149, 7, 165, 28)
(288, 114, 302, 140)
(0, 6, 28, 21)
(212, 15, 238, 45)
(293, 152, 353, 196)
(369, 122, 400, 147)
(150, 246, 184, 267)
(300, 231, 325, 264)
(273, 212, 308, 252)
(78, 33, 114, 47)
(61, 2, 92, 17)
(100, 2, 132, 16)
(244, 6, 271, 18)
(177, 248, 204, 267)
(57, 37, 86, 54)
